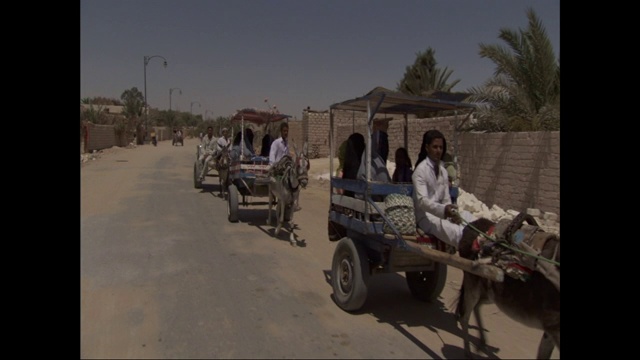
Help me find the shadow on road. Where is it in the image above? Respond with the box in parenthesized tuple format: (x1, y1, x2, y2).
(198, 183, 225, 197)
(245, 209, 308, 247)
(321, 269, 499, 359)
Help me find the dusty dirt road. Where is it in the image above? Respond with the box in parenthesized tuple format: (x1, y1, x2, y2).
(80, 137, 558, 359)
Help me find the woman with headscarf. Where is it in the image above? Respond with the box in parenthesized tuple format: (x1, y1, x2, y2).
(341, 133, 365, 197)
(356, 131, 391, 183)
(230, 129, 256, 161)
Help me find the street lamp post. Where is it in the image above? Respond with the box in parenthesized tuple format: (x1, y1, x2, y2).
(169, 87, 182, 112)
(190, 101, 201, 114)
(143, 55, 168, 143)
(190, 101, 201, 115)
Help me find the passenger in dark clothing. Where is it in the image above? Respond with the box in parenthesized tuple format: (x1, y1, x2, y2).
(372, 129, 389, 163)
(260, 134, 273, 157)
(357, 132, 390, 183)
(244, 128, 255, 154)
(341, 133, 366, 197)
(392, 147, 414, 183)
(230, 129, 256, 160)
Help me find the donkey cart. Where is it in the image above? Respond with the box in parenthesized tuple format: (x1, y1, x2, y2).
(325, 87, 509, 311)
(194, 139, 232, 199)
(226, 108, 291, 223)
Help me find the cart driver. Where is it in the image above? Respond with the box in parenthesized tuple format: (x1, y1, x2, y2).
(412, 130, 474, 249)
(212, 128, 230, 161)
(198, 126, 217, 181)
(269, 122, 289, 166)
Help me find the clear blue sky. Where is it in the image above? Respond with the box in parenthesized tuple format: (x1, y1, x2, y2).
(80, 0, 560, 120)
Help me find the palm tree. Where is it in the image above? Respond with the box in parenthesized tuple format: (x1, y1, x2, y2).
(80, 102, 105, 124)
(120, 87, 144, 118)
(120, 87, 145, 144)
(466, 8, 560, 132)
(397, 47, 461, 95)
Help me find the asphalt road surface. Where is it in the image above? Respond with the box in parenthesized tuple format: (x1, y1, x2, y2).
(80, 137, 559, 359)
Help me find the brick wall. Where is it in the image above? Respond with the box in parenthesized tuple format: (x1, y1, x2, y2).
(82, 123, 171, 153)
(84, 123, 127, 152)
(287, 119, 304, 151)
(457, 131, 560, 219)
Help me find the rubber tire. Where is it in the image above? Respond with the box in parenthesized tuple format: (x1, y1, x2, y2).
(405, 263, 448, 302)
(194, 161, 203, 189)
(331, 237, 370, 312)
(227, 184, 239, 223)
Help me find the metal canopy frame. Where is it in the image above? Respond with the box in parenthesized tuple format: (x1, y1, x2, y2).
(230, 108, 291, 161)
(328, 86, 476, 183)
(330, 86, 476, 114)
(230, 108, 291, 125)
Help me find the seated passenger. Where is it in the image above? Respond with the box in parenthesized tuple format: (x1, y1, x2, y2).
(357, 132, 391, 183)
(392, 147, 413, 183)
(244, 128, 255, 155)
(260, 133, 273, 157)
(371, 129, 389, 163)
(230, 129, 256, 161)
(341, 133, 365, 197)
(354, 133, 390, 202)
(412, 130, 474, 250)
(212, 128, 230, 161)
(198, 126, 217, 181)
(269, 122, 290, 165)
(336, 139, 348, 178)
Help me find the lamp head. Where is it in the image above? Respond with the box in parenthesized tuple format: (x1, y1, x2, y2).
(163, 61, 167, 68)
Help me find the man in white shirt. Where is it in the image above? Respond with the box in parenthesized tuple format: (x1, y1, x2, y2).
(269, 122, 289, 165)
(199, 126, 217, 181)
(212, 128, 230, 160)
(412, 130, 465, 249)
(269, 122, 303, 211)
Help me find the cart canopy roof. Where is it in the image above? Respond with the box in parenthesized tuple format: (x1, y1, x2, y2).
(330, 86, 476, 115)
(230, 108, 291, 125)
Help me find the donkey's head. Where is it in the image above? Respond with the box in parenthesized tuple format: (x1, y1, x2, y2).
(217, 142, 232, 170)
(292, 141, 310, 188)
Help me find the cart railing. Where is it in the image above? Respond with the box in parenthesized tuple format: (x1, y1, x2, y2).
(330, 178, 413, 197)
(329, 177, 505, 282)
(229, 157, 270, 179)
(329, 178, 413, 239)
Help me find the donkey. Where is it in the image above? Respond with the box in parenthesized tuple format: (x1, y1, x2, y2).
(267, 142, 309, 245)
(454, 216, 560, 359)
(214, 142, 232, 199)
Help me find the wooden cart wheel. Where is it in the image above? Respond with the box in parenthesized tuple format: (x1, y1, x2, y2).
(331, 237, 369, 312)
(194, 161, 203, 189)
(405, 263, 447, 302)
(227, 184, 239, 223)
